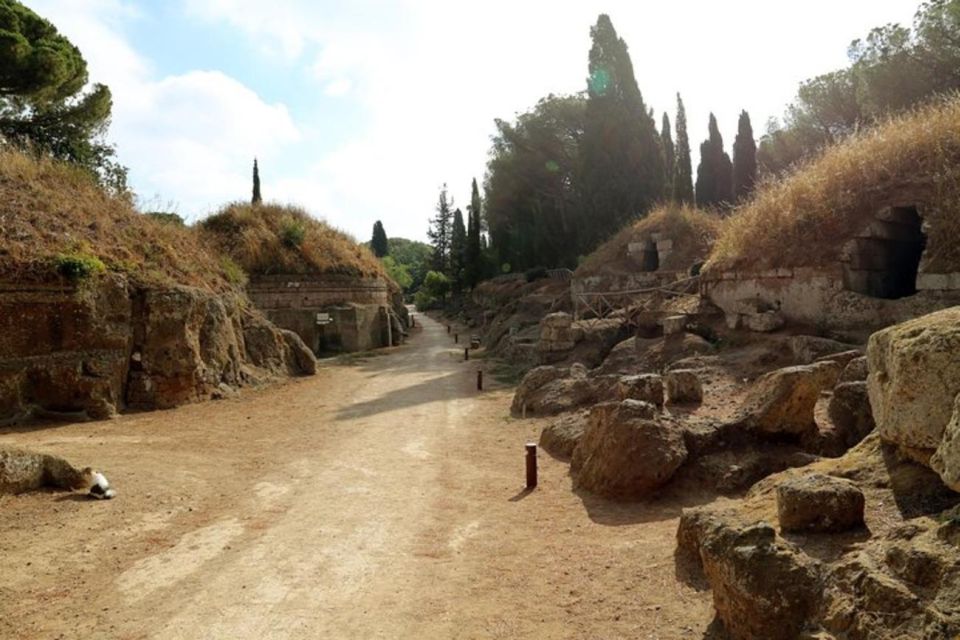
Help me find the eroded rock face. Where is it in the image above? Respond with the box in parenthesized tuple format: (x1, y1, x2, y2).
(790, 335, 858, 364)
(839, 355, 869, 383)
(776, 473, 865, 533)
(867, 307, 960, 451)
(0, 277, 316, 422)
(736, 362, 841, 436)
(571, 400, 686, 499)
(617, 374, 664, 406)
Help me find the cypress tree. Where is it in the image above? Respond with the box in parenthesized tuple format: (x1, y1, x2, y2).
(427, 184, 453, 274)
(465, 178, 482, 288)
(371, 220, 389, 257)
(672, 94, 694, 204)
(660, 113, 676, 201)
(732, 110, 758, 202)
(695, 114, 733, 209)
(580, 14, 664, 246)
(252, 158, 262, 205)
(450, 208, 467, 293)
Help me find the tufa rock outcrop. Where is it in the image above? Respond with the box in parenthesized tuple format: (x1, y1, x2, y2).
(735, 361, 840, 436)
(776, 473, 865, 533)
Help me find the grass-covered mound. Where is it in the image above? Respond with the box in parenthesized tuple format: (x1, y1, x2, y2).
(200, 203, 387, 280)
(708, 95, 960, 274)
(576, 205, 722, 277)
(0, 148, 235, 290)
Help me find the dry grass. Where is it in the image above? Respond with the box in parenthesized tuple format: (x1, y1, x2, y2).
(199, 202, 387, 279)
(576, 205, 723, 277)
(0, 148, 234, 290)
(708, 94, 960, 273)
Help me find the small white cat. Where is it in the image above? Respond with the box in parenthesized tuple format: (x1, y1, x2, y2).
(82, 468, 117, 500)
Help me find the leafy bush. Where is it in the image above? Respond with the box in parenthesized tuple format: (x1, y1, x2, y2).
(382, 256, 412, 290)
(422, 270, 450, 298)
(281, 220, 306, 248)
(145, 211, 185, 226)
(219, 256, 247, 285)
(414, 289, 439, 311)
(54, 252, 106, 280)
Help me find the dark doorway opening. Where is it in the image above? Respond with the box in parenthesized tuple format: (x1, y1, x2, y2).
(843, 206, 926, 300)
(641, 240, 659, 272)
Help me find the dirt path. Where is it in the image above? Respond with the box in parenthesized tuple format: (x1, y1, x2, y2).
(0, 314, 714, 639)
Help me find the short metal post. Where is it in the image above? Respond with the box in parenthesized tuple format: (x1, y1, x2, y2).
(447, 325, 451, 334)
(464, 348, 469, 361)
(522, 402, 527, 419)
(525, 443, 538, 489)
(477, 370, 483, 390)
(454, 333, 459, 344)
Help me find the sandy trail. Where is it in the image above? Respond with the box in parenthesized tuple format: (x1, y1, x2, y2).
(0, 314, 713, 639)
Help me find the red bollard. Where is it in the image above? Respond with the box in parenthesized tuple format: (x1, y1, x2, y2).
(525, 443, 538, 489)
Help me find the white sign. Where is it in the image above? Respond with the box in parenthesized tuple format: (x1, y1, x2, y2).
(316, 312, 332, 325)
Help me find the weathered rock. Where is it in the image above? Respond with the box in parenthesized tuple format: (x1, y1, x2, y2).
(665, 369, 703, 405)
(538, 312, 576, 353)
(662, 315, 687, 336)
(572, 400, 685, 499)
(0, 448, 87, 495)
(828, 382, 876, 448)
(510, 366, 619, 417)
(745, 310, 785, 333)
(867, 307, 960, 452)
(280, 329, 318, 376)
(737, 361, 841, 436)
(931, 393, 960, 492)
(679, 513, 822, 640)
(839, 356, 869, 383)
(617, 374, 664, 406)
(539, 411, 589, 459)
(791, 335, 859, 364)
(776, 473, 865, 533)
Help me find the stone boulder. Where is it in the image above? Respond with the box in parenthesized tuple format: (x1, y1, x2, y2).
(867, 307, 960, 451)
(677, 513, 821, 640)
(279, 329, 318, 376)
(571, 400, 686, 499)
(839, 355, 869, 383)
(617, 374, 664, 406)
(0, 448, 87, 495)
(776, 473, 865, 533)
(931, 393, 960, 492)
(828, 382, 876, 448)
(537, 312, 576, 354)
(665, 369, 703, 405)
(736, 361, 841, 436)
(539, 411, 588, 459)
(745, 310, 785, 333)
(510, 366, 619, 417)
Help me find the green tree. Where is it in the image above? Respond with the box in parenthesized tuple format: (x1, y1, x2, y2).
(252, 158, 262, 204)
(370, 220, 388, 257)
(485, 94, 587, 271)
(672, 93, 694, 204)
(387, 237, 432, 293)
(414, 270, 451, 310)
(660, 113, 675, 201)
(465, 178, 483, 289)
(580, 14, 664, 247)
(0, 0, 126, 191)
(449, 208, 466, 293)
(732, 110, 757, 202)
(695, 113, 733, 209)
(427, 184, 453, 274)
(381, 255, 412, 289)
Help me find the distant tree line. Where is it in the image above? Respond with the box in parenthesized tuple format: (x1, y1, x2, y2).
(759, 0, 960, 174)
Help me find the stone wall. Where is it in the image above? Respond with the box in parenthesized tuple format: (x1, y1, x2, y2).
(246, 274, 394, 354)
(0, 276, 315, 425)
(702, 266, 960, 335)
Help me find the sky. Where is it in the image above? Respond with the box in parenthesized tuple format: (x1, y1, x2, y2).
(27, 0, 921, 242)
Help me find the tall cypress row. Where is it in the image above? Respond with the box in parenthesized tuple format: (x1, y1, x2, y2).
(732, 110, 758, 202)
(695, 113, 733, 209)
(660, 113, 676, 201)
(252, 158, 262, 205)
(672, 94, 694, 204)
(371, 220, 389, 257)
(466, 178, 483, 288)
(580, 14, 664, 247)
